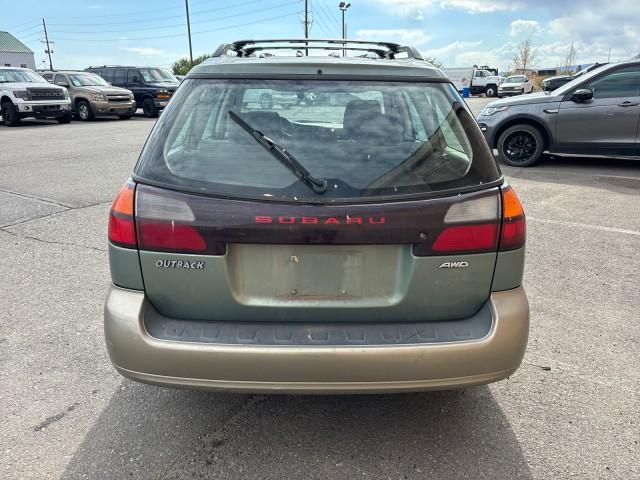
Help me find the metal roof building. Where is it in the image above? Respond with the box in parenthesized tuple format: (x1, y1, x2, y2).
(0, 31, 36, 69)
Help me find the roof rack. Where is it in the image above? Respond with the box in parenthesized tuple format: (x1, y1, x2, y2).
(213, 39, 424, 61)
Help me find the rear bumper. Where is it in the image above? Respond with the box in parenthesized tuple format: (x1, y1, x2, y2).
(104, 286, 529, 393)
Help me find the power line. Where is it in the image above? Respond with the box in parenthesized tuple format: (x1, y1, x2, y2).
(314, 6, 341, 37)
(46, 0, 274, 27)
(52, 11, 304, 43)
(41, 0, 213, 21)
(315, 0, 342, 33)
(48, 1, 301, 34)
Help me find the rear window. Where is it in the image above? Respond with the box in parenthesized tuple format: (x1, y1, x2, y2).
(135, 79, 500, 203)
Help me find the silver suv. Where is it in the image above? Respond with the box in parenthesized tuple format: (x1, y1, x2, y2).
(478, 60, 640, 166)
(104, 39, 529, 394)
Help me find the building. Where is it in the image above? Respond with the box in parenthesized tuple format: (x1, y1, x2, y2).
(0, 31, 36, 69)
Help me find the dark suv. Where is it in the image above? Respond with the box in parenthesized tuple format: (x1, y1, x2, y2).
(85, 66, 179, 118)
(105, 39, 529, 394)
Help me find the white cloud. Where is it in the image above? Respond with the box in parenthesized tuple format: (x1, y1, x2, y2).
(510, 20, 541, 37)
(122, 47, 166, 56)
(356, 29, 432, 46)
(372, 0, 526, 17)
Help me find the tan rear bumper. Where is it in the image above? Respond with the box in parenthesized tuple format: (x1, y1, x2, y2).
(104, 286, 529, 394)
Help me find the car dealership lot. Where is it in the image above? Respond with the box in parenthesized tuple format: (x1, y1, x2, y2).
(0, 102, 638, 479)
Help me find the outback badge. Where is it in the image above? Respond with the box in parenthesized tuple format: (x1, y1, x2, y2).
(155, 259, 205, 270)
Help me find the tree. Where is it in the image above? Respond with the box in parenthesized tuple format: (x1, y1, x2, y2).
(171, 53, 212, 76)
(559, 43, 577, 74)
(511, 39, 537, 74)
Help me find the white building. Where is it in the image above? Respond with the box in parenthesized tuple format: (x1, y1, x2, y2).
(0, 31, 35, 69)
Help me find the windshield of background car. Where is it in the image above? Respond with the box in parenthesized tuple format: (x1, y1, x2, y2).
(134, 79, 500, 203)
(139, 68, 177, 83)
(0, 69, 45, 83)
(69, 73, 109, 87)
(505, 76, 526, 83)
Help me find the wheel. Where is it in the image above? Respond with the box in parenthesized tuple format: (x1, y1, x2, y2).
(497, 124, 545, 167)
(521, 88, 525, 95)
(142, 98, 159, 118)
(259, 93, 273, 110)
(1, 100, 20, 126)
(484, 85, 497, 97)
(118, 114, 132, 120)
(77, 100, 94, 121)
(56, 112, 72, 124)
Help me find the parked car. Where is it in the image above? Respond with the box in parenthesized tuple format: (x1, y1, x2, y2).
(498, 75, 534, 97)
(85, 66, 179, 118)
(104, 39, 529, 394)
(541, 63, 606, 91)
(477, 61, 637, 167)
(0, 67, 72, 126)
(444, 67, 505, 97)
(41, 70, 136, 121)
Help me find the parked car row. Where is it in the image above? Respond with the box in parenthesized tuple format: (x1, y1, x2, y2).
(0, 65, 180, 126)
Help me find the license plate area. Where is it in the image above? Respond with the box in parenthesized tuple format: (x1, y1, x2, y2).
(226, 244, 409, 306)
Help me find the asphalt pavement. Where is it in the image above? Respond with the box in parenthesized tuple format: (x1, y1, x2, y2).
(0, 101, 638, 479)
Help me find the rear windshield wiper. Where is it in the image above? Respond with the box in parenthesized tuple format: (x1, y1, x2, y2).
(228, 110, 328, 194)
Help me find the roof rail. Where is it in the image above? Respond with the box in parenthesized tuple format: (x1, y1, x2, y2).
(213, 39, 424, 61)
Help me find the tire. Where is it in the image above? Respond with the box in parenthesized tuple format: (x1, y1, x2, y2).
(1, 100, 20, 126)
(521, 89, 525, 95)
(142, 98, 159, 118)
(484, 85, 498, 97)
(118, 114, 132, 120)
(56, 112, 72, 124)
(259, 93, 273, 110)
(497, 124, 545, 167)
(77, 100, 94, 121)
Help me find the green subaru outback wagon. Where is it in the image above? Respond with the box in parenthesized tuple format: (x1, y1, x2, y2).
(105, 39, 529, 393)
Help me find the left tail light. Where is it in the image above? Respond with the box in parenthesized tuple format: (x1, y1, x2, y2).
(108, 180, 136, 248)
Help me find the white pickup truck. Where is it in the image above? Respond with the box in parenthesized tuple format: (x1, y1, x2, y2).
(0, 67, 72, 126)
(444, 67, 505, 97)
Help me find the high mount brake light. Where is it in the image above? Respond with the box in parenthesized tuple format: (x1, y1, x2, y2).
(499, 186, 526, 251)
(108, 180, 136, 248)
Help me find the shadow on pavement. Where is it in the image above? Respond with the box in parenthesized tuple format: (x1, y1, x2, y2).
(62, 382, 531, 480)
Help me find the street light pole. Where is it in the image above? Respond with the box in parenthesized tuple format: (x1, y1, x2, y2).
(338, 2, 351, 57)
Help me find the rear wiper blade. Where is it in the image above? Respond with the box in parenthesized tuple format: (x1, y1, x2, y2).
(228, 110, 328, 194)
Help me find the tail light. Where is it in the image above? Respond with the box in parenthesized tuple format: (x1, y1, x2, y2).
(108, 180, 136, 248)
(499, 186, 526, 251)
(135, 189, 220, 254)
(414, 186, 525, 256)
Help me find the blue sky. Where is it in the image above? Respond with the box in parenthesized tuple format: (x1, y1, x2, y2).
(2, 0, 639, 71)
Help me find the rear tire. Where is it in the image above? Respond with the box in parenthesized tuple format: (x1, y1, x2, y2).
(142, 98, 159, 118)
(1, 100, 20, 126)
(57, 112, 72, 124)
(497, 124, 545, 167)
(77, 100, 94, 121)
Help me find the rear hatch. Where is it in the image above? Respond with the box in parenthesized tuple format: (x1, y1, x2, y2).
(128, 76, 506, 323)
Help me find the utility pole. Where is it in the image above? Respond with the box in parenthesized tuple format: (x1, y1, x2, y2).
(304, 0, 309, 56)
(42, 18, 53, 71)
(185, 0, 194, 67)
(607, 47, 611, 62)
